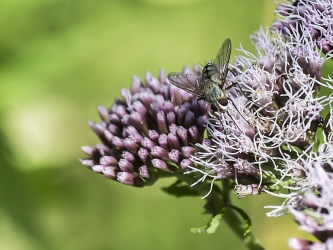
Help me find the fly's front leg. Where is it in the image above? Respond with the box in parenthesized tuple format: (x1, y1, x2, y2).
(195, 96, 206, 122)
(197, 96, 206, 108)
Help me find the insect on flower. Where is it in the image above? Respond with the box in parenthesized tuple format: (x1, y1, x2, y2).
(167, 38, 240, 112)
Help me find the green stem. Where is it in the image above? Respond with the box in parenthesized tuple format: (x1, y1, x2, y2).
(178, 174, 265, 250)
(223, 205, 264, 250)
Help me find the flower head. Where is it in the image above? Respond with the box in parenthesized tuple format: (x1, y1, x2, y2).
(80, 1, 333, 247)
(189, 1, 333, 204)
(80, 68, 210, 187)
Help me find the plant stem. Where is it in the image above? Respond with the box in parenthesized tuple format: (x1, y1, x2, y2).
(178, 174, 265, 250)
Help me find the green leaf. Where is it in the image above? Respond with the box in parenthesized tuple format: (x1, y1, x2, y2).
(161, 179, 199, 198)
(190, 209, 225, 234)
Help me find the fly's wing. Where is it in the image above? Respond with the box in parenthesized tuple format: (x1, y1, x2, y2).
(167, 72, 202, 97)
(213, 38, 231, 83)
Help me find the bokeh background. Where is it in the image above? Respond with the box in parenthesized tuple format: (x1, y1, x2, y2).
(0, 0, 328, 249)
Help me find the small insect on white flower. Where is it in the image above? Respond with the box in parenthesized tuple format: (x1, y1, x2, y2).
(167, 38, 241, 112)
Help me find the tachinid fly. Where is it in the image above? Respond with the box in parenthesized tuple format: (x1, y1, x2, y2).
(167, 38, 235, 111)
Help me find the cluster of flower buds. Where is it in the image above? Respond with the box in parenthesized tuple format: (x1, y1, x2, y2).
(80, 68, 210, 187)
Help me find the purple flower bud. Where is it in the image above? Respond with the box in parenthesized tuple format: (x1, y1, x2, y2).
(189, 126, 201, 143)
(121, 114, 131, 127)
(145, 71, 161, 93)
(124, 137, 139, 154)
(169, 123, 178, 134)
(104, 130, 114, 143)
(138, 92, 153, 110)
(138, 147, 149, 163)
(151, 159, 173, 172)
(157, 110, 168, 134)
(108, 124, 121, 137)
(80, 159, 94, 167)
(150, 100, 161, 117)
(120, 88, 132, 106)
(94, 124, 107, 136)
(167, 132, 181, 150)
(170, 84, 183, 106)
(141, 137, 156, 149)
(97, 105, 110, 123)
(126, 126, 143, 143)
(160, 85, 170, 101)
(177, 126, 188, 145)
(168, 149, 182, 163)
(129, 111, 148, 135)
(195, 116, 207, 135)
(180, 159, 192, 170)
(158, 68, 166, 84)
(166, 111, 176, 126)
(96, 144, 109, 156)
(139, 165, 149, 178)
(118, 159, 134, 172)
(130, 74, 142, 94)
(92, 165, 104, 173)
(121, 151, 135, 163)
(81, 146, 96, 156)
(102, 166, 117, 179)
(158, 134, 168, 149)
(132, 101, 147, 115)
(117, 172, 143, 187)
(112, 136, 124, 149)
(182, 146, 197, 158)
(109, 114, 121, 126)
(100, 156, 118, 166)
(176, 105, 187, 126)
(148, 130, 159, 142)
(184, 110, 195, 129)
(161, 100, 174, 114)
(114, 104, 127, 118)
(151, 146, 169, 160)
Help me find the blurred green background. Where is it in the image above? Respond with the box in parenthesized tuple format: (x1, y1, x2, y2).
(0, 0, 318, 249)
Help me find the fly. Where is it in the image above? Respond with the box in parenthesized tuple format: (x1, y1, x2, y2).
(167, 38, 238, 112)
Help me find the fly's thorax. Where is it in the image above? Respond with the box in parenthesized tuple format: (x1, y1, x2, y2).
(202, 79, 225, 104)
(202, 63, 222, 85)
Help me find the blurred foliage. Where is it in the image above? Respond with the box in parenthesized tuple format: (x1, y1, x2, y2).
(0, 0, 322, 249)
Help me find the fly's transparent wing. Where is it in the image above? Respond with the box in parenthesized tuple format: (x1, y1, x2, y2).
(213, 38, 232, 82)
(167, 72, 202, 97)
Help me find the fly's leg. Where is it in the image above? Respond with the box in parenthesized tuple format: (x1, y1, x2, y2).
(196, 96, 206, 109)
(195, 96, 206, 123)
